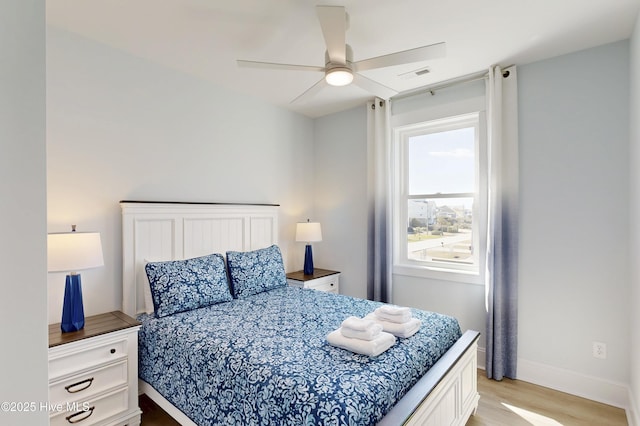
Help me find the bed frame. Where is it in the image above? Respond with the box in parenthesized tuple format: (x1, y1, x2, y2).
(120, 201, 480, 425)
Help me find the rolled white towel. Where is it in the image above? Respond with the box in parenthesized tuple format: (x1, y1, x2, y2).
(366, 313, 422, 338)
(327, 328, 396, 357)
(340, 316, 383, 341)
(341, 322, 383, 341)
(374, 305, 412, 324)
(341, 316, 377, 332)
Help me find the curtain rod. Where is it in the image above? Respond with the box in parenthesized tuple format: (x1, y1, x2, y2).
(391, 65, 513, 102)
(391, 70, 487, 102)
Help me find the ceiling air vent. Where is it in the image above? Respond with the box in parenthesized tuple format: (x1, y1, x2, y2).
(399, 67, 430, 79)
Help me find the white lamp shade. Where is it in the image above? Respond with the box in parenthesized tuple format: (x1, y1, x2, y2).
(296, 222, 322, 243)
(48, 232, 104, 273)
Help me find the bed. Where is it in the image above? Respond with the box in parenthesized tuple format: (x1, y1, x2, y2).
(121, 201, 480, 425)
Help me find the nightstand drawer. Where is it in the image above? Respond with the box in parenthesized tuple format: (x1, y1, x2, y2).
(49, 338, 128, 380)
(49, 359, 128, 406)
(286, 269, 340, 294)
(50, 387, 129, 426)
(309, 276, 339, 293)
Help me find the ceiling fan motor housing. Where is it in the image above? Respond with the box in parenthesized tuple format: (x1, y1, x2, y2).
(324, 44, 354, 68)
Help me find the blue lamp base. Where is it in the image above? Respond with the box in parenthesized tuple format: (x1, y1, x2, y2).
(61, 274, 85, 333)
(303, 244, 314, 275)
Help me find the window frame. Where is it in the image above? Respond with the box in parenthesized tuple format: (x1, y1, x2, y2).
(391, 112, 487, 284)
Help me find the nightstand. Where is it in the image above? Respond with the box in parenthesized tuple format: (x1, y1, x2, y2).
(48, 311, 141, 426)
(286, 268, 340, 294)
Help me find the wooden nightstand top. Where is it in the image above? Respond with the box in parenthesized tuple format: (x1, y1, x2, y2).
(286, 268, 340, 282)
(49, 311, 140, 348)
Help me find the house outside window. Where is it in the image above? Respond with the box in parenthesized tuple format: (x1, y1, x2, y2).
(392, 112, 487, 283)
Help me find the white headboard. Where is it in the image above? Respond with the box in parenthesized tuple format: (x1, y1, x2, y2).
(120, 201, 279, 317)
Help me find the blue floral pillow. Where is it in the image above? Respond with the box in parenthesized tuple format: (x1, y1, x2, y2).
(145, 254, 232, 318)
(226, 245, 287, 299)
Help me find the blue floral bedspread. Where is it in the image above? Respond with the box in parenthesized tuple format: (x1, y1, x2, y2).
(138, 286, 461, 426)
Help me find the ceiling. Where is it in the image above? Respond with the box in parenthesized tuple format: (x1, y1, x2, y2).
(47, 0, 640, 118)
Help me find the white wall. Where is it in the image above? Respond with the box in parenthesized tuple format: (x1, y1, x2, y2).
(314, 106, 369, 299)
(517, 41, 630, 406)
(0, 1, 49, 424)
(629, 9, 640, 426)
(46, 27, 315, 322)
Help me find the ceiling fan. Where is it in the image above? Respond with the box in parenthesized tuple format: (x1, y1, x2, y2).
(237, 5, 446, 103)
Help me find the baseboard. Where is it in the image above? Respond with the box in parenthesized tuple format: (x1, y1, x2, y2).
(477, 346, 486, 370)
(476, 346, 631, 413)
(628, 386, 639, 426)
(517, 358, 629, 410)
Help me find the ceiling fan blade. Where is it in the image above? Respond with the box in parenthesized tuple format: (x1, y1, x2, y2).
(291, 78, 327, 104)
(352, 73, 398, 100)
(316, 6, 347, 64)
(237, 60, 325, 73)
(353, 42, 446, 72)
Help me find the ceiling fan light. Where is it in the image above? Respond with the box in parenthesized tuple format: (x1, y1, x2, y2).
(325, 67, 353, 86)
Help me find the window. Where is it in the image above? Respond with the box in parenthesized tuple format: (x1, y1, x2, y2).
(392, 112, 486, 282)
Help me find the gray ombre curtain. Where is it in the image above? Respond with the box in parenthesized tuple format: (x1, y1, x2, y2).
(485, 65, 519, 380)
(367, 98, 392, 303)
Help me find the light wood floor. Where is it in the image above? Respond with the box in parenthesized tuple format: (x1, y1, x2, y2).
(140, 369, 629, 425)
(467, 369, 628, 425)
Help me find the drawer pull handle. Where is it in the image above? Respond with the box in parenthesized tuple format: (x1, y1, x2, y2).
(110, 348, 116, 354)
(330, 283, 334, 286)
(64, 377, 94, 393)
(66, 406, 95, 424)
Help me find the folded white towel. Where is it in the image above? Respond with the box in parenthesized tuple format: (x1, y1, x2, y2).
(327, 328, 396, 357)
(341, 316, 377, 332)
(341, 322, 383, 341)
(374, 306, 412, 324)
(366, 313, 422, 338)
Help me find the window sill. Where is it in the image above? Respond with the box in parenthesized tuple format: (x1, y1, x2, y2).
(393, 264, 484, 285)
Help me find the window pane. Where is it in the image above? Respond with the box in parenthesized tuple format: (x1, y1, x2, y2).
(407, 197, 474, 265)
(408, 127, 475, 195)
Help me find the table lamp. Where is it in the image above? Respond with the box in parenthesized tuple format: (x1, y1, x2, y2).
(295, 220, 322, 275)
(48, 225, 104, 332)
